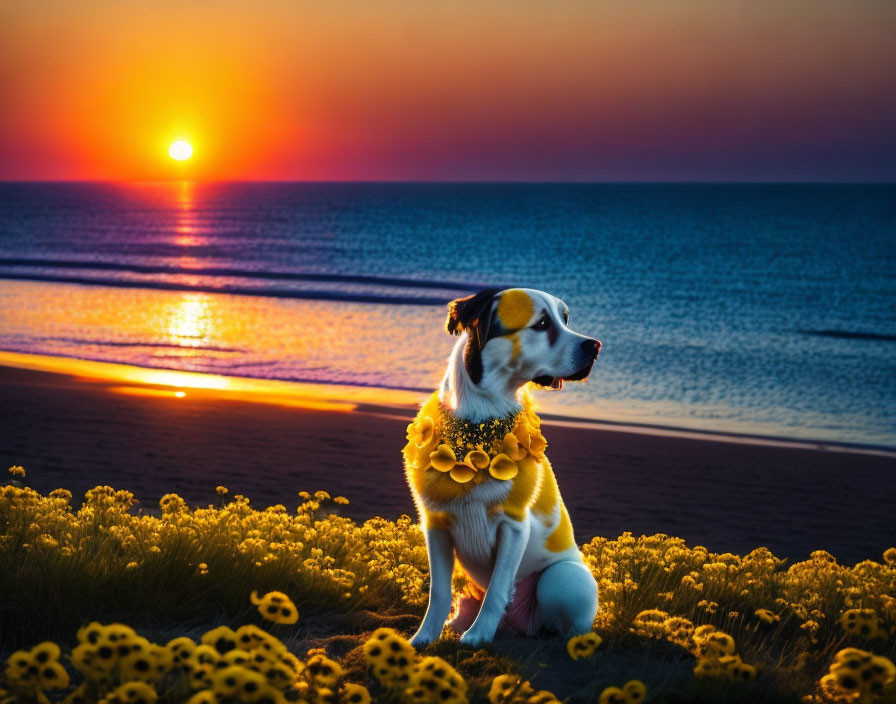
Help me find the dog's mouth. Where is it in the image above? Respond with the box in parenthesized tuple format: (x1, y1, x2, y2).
(532, 359, 595, 391)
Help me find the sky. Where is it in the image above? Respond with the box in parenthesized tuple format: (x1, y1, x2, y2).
(1, 0, 895, 181)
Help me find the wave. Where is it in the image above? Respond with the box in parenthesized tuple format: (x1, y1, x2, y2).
(0, 271, 457, 306)
(0, 257, 490, 293)
(803, 329, 896, 342)
(45, 337, 246, 353)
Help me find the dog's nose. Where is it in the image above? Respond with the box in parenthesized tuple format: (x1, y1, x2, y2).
(581, 339, 601, 358)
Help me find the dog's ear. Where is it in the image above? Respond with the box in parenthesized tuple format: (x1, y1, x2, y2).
(446, 288, 501, 348)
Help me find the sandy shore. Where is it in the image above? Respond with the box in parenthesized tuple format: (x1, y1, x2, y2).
(0, 359, 893, 564)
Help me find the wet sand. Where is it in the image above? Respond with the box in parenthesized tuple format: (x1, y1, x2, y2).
(0, 363, 893, 564)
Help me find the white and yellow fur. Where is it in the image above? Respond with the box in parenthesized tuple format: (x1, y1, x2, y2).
(407, 288, 600, 646)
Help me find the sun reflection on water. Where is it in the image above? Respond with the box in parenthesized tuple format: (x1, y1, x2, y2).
(173, 181, 203, 247)
(167, 295, 211, 348)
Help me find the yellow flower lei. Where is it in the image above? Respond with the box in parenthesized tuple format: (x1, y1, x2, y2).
(403, 390, 547, 484)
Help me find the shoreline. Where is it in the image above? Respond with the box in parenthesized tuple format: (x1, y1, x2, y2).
(2, 350, 892, 458)
(0, 352, 894, 564)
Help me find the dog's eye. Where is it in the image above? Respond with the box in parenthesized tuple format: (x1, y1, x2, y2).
(532, 314, 550, 331)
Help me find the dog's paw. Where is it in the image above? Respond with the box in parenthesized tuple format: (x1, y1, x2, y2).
(459, 627, 493, 647)
(409, 630, 434, 648)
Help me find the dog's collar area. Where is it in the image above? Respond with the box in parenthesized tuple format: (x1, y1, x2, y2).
(403, 390, 548, 485)
(438, 404, 519, 456)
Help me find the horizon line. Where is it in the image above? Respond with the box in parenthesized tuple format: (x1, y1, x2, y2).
(1, 178, 895, 186)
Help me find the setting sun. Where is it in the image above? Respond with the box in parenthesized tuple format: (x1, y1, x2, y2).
(168, 140, 193, 161)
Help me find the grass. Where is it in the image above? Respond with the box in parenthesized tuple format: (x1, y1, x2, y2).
(1, 469, 894, 703)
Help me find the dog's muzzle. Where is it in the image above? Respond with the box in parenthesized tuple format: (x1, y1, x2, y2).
(533, 339, 601, 390)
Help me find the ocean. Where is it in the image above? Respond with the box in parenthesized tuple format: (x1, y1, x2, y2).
(0, 182, 894, 447)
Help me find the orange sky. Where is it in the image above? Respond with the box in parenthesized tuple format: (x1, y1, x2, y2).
(1, 0, 895, 181)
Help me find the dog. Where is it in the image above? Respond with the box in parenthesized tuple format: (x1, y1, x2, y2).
(403, 287, 600, 646)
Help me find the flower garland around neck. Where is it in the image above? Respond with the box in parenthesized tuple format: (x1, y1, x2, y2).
(403, 389, 547, 484)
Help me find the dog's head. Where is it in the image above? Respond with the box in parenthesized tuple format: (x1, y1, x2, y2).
(446, 288, 600, 392)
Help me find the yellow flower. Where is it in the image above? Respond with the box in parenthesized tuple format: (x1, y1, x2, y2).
(826, 647, 896, 700)
(693, 657, 724, 678)
(449, 465, 477, 483)
(730, 661, 757, 680)
(527, 693, 560, 704)
(5, 650, 36, 685)
(159, 493, 186, 514)
(250, 590, 299, 625)
(7, 465, 24, 478)
(119, 649, 158, 682)
(29, 641, 61, 666)
(101, 681, 158, 704)
(695, 630, 735, 657)
(755, 608, 779, 624)
(340, 683, 371, 704)
(566, 632, 602, 660)
(526, 427, 547, 457)
(430, 445, 457, 473)
(488, 674, 531, 703)
(408, 416, 436, 448)
(185, 692, 218, 704)
(884, 547, 896, 564)
(216, 486, 228, 495)
(201, 626, 239, 654)
(463, 450, 491, 470)
(598, 686, 626, 704)
(306, 654, 343, 688)
(408, 656, 467, 704)
(363, 629, 415, 689)
(488, 453, 519, 481)
(501, 433, 527, 461)
(623, 680, 647, 703)
(166, 637, 197, 667)
(212, 665, 266, 700)
(839, 608, 882, 639)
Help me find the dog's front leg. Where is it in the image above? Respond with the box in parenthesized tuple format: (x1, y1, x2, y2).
(410, 525, 455, 647)
(460, 519, 530, 646)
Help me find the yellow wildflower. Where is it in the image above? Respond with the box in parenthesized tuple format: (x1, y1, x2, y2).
(363, 628, 415, 689)
(598, 686, 626, 704)
(340, 683, 371, 704)
(251, 590, 299, 625)
(566, 632, 602, 660)
(623, 680, 647, 703)
(99, 681, 158, 704)
(407, 656, 467, 704)
(306, 654, 343, 688)
(755, 608, 779, 624)
(8, 465, 25, 478)
(488, 674, 526, 703)
(201, 626, 239, 654)
(159, 493, 186, 514)
(839, 608, 883, 639)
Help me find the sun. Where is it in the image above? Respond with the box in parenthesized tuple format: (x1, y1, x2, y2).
(168, 140, 193, 161)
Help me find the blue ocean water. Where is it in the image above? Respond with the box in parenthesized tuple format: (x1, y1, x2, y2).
(0, 182, 894, 446)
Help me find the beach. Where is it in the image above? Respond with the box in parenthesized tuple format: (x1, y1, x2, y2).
(1, 359, 893, 565)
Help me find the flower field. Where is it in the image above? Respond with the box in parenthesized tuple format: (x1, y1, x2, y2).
(1, 466, 894, 703)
